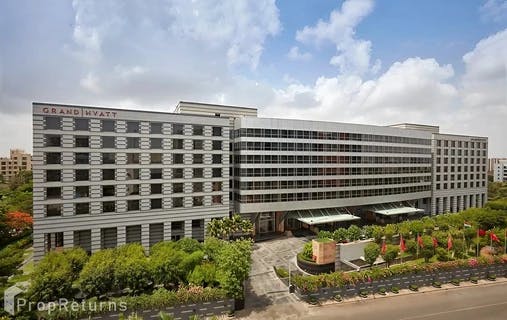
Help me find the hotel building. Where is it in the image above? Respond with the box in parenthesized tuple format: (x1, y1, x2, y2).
(32, 102, 488, 260)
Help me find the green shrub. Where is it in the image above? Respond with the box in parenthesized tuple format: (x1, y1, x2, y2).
(450, 278, 460, 286)
(317, 230, 332, 239)
(114, 244, 152, 294)
(347, 225, 362, 241)
(377, 287, 386, 295)
(188, 263, 218, 287)
(409, 284, 418, 291)
(78, 249, 116, 297)
(436, 247, 451, 262)
(63, 247, 89, 279)
(202, 237, 223, 262)
(391, 286, 399, 294)
(364, 242, 380, 266)
(359, 290, 368, 298)
(432, 281, 442, 288)
(273, 266, 289, 279)
(150, 242, 186, 288)
(0, 242, 24, 276)
(178, 251, 205, 280)
(29, 251, 75, 302)
(173, 238, 203, 254)
(215, 240, 252, 299)
(470, 276, 478, 284)
(301, 242, 313, 261)
(332, 228, 348, 243)
(381, 245, 399, 267)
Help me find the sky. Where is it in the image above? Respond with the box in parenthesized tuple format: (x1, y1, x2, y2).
(0, 0, 506, 156)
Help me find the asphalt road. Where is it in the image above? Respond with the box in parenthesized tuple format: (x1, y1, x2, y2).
(303, 282, 507, 320)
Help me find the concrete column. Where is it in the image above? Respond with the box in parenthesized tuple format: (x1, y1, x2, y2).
(33, 231, 45, 262)
(141, 224, 150, 252)
(91, 229, 101, 252)
(117, 226, 126, 246)
(470, 194, 476, 208)
(438, 197, 444, 214)
(63, 231, 74, 249)
(184, 220, 192, 238)
(163, 222, 172, 241)
(204, 218, 211, 238)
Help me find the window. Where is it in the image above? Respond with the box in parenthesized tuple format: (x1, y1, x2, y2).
(102, 153, 116, 164)
(193, 182, 203, 192)
(75, 136, 89, 148)
(151, 198, 162, 209)
(73, 118, 89, 131)
(127, 184, 140, 195)
(102, 119, 115, 132)
(127, 153, 139, 164)
(151, 122, 162, 134)
(127, 121, 140, 133)
(173, 124, 184, 135)
(193, 168, 203, 178)
(172, 197, 183, 208)
(193, 196, 204, 206)
(212, 140, 222, 150)
(75, 186, 89, 198)
(127, 200, 140, 211)
(75, 203, 90, 215)
(193, 140, 203, 150)
(102, 169, 115, 180)
(126, 168, 139, 180)
(103, 201, 115, 213)
(150, 168, 162, 179)
(150, 138, 162, 149)
(212, 168, 222, 178)
(150, 153, 162, 164)
(193, 125, 203, 135)
(46, 152, 61, 164)
(46, 170, 61, 182)
(193, 154, 203, 164)
(212, 195, 222, 205)
(173, 183, 184, 193)
(75, 153, 89, 164)
(127, 137, 140, 148)
(46, 204, 62, 217)
(212, 181, 222, 192)
(212, 127, 222, 136)
(212, 154, 222, 164)
(75, 169, 89, 181)
(173, 154, 184, 164)
(45, 135, 61, 147)
(46, 187, 61, 199)
(173, 168, 184, 179)
(173, 139, 184, 149)
(102, 136, 115, 148)
(102, 185, 115, 197)
(151, 184, 162, 194)
(44, 117, 61, 130)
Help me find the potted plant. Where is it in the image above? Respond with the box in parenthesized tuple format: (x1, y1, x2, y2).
(409, 284, 419, 291)
(470, 276, 479, 284)
(377, 287, 387, 295)
(450, 278, 460, 286)
(391, 286, 400, 294)
(432, 281, 442, 288)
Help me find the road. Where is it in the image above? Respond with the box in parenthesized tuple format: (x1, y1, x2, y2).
(303, 282, 507, 320)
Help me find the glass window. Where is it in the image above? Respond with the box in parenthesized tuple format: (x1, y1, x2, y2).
(44, 117, 61, 130)
(173, 183, 184, 193)
(126, 168, 139, 180)
(127, 184, 139, 195)
(173, 154, 184, 164)
(127, 153, 139, 164)
(75, 203, 90, 215)
(173, 139, 184, 149)
(46, 204, 62, 217)
(46, 187, 61, 199)
(75, 118, 89, 131)
(151, 184, 162, 194)
(193, 154, 203, 164)
(151, 198, 162, 209)
(127, 137, 139, 148)
(103, 201, 115, 213)
(193, 168, 203, 178)
(212, 195, 222, 205)
(102, 153, 116, 164)
(75, 153, 89, 164)
(212, 168, 222, 177)
(212, 154, 222, 164)
(102, 136, 115, 148)
(75, 186, 89, 198)
(193, 196, 204, 206)
(173, 124, 184, 135)
(150, 122, 163, 134)
(45, 135, 61, 147)
(212, 127, 222, 136)
(172, 197, 183, 208)
(150, 138, 162, 149)
(102, 169, 115, 180)
(127, 200, 140, 211)
(46, 170, 61, 182)
(46, 152, 61, 164)
(193, 182, 203, 192)
(193, 125, 203, 135)
(75, 136, 89, 148)
(173, 168, 184, 178)
(102, 185, 115, 197)
(150, 153, 162, 164)
(212, 140, 222, 150)
(75, 169, 89, 181)
(193, 140, 203, 150)
(150, 168, 162, 179)
(127, 121, 140, 133)
(212, 181, 222, 192)
(102, 119, 115, 132)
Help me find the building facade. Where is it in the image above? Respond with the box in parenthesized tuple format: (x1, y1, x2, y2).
(0, 149, 32, 182)
(32, 101, 488, 260)
(493, 159, 507, 182)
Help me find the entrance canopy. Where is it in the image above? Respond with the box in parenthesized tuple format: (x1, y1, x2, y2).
(286, 207, 360, 225)
(371, 203, 424, 216)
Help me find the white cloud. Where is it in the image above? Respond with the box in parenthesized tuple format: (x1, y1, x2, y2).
(295, 0, 375, 75)
(480, 0, 507, 23)
(287, 46, 312, 61)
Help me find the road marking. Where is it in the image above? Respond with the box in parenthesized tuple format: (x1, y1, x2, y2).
(399, 301, 507, 320)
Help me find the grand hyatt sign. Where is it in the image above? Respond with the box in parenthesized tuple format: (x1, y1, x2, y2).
(36, 105, 118, 119)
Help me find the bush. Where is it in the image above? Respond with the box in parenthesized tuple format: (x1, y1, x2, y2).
(114, 244, 152, 294)
(178, 251, 205, 280)
(63, 247, 89, 280)
(215, 240, 252, 299)
(29, 251, 75, 302)
(332, 228, 348, 243)
(0, 241, 25, 276)
(273, 266, 289, 279)
(301, 242, 313, 261)
(347, 225, 362, 241)
(150, 242, 186, 288)
(409, 284, 418, 291)
(391, 286, 399, 294)
(436, 247, 451, 262)
(203, 237, 224, 262)
(188, 263, 218, 287)
(364, 243, 380, 266)
(317, 230, 332, 239)
(173, 238, 203, 254)
(432, 281, 441, 288)
(381, 245, 399, 267)
(78, 249, 116, 297)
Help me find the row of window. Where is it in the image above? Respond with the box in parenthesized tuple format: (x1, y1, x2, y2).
(234, 166, 431, 177)
(45, 167, 223, 182)
(435, 173, 487, 181)
(436, 157, 487, 165)
(45, 152, 223, 165)
(235, 185, 430, 203)
(435, 148, 486, 157)
(44, 116, 224, 136)
(435, 181, 486, 190)
(44, 135, 223, 150)
(233, 142, 430, 154)
(435, 166, 487, 174)
(45, 195, 224, 216)
(233, 128, 431, 146)
(234, 155, 431, 165)
(237, 176, 431, 190)
(46, 181, 223, 199)
(435, 140, 486, 149)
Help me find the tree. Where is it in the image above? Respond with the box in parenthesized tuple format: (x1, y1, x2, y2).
(5, 211, 32, 236)
(206, 214, 253, 240)
(364, 242, 380, 266)
(216, 240, 253, 299)
(347, 225, 362, 241)
(0, 241, 25, 276)
(114, 243, 152, 293)
(203, 237, 224, 261)
(173, 237, 202, 254)
(29, 251, 74, 302)
(150, 242, 186, 288)
(332, 228, 348, 243)
(188, 263, 219, 287)
(78, 249, 116, 297)
(382, 245, 399, 267)
(63, 247, 89, 280)
(419, 236, 435, 262)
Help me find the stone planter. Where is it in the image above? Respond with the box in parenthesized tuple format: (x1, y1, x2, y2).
(312, 239, 336, 264)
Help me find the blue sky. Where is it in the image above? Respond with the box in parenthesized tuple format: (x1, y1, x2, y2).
(0, 0, 506, 156)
